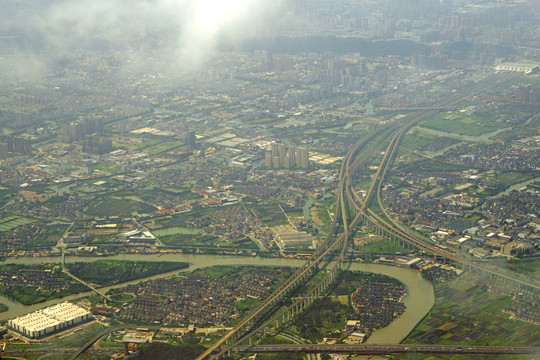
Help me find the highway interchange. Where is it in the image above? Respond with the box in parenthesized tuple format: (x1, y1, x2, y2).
(196, 73, 539, 360)
(31, 74, 533, 359)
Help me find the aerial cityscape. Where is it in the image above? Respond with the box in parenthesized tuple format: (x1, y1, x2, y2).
(0, 0, 538, 359)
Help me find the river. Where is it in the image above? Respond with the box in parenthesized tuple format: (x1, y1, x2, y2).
(0, 254, 434, 344)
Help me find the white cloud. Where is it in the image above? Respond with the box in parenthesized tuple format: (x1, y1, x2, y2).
(23, 0, 281, 69)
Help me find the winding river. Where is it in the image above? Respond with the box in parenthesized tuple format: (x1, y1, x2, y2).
(0, 254, 434, 344)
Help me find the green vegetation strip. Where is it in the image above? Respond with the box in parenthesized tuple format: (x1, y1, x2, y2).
(420, 113, 502, 136)
(67, 260, 189, 286)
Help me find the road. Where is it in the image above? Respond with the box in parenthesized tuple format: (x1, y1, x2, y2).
(197, 73, 533, 359)
(234, 344, 540, 355)
(61, 268, 112, 301)
(195, 111, 393, 360)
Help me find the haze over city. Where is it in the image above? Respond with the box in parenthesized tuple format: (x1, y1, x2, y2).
(0, 1, 538, 359)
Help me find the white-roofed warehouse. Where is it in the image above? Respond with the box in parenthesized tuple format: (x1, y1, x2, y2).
(8, 302, 92, 339)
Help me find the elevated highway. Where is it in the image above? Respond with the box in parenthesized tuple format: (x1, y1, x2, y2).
(234, 344, 540, 355)
(196, 73, 530, 359)
(343, 106, 540, 290)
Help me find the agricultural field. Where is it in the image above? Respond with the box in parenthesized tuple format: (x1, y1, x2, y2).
(404, 273, 539, 348)
(0, 215, 35, 232)
(26, 223, 70, 248)
(249, 203, 294, 227)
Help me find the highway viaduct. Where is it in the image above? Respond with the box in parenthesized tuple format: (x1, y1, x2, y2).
(196, 73, 537, 359)
(233, 344, 540, 356)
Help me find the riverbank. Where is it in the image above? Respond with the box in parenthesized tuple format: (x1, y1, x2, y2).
(0, 253, 434, 344)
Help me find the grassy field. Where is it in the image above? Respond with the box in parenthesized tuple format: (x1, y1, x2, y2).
(495, 171, 539, 188)
(153, 226, 202, 236)
(397, 158, 468, 173)
(159, 233, 220, 247)
(221, 237, 260, 250)
(420, 113, 502, 136)
(144, 141, 182, 155)
(90, 162, 123, 173)
(0, 285, 58, 305)
(505, 259, 540, 277)
(401, 130, 458, 152)
(356, 238, 403, 255)
(85, 197, 157, 217)
(312, 195, 338, 232)
(161, 234, 258, 250)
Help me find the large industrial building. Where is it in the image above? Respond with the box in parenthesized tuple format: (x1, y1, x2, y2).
(272, 224, 315, 249)
(8, 302, 93, 339)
